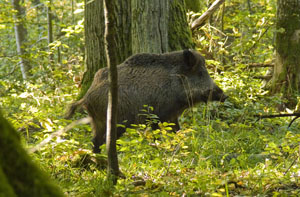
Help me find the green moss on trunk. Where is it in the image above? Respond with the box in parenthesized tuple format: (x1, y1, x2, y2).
(271, 0, 300, 106)
(0, 112, 64, 197)
(168, 0, 195, 51)
(0, 166, 16, 197)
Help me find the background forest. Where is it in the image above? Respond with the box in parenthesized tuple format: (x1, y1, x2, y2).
(1, 0, 300, 196)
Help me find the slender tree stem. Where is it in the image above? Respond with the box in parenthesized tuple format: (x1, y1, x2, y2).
(103, 0, 120, 184)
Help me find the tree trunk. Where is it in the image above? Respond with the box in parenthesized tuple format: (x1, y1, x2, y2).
(0, 112, 64, 196)
(80, 0, 105, 98)
(11, 0, 29, 80)
(271, 0, 300, 107)
(103, 0, 120, 183)
(80, 0, 131, 99)
(131, 0, 169, 53)
(168, 0, 194, 50)
(47, 0, 54, 62)
(81, 0, 194, 98)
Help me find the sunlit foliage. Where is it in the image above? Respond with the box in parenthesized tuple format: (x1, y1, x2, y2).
(1, 0, 300, 195)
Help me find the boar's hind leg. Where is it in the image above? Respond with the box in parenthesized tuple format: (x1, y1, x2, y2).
(172, 119, 180, 131)
(116, 126, 126, 140)
(161, 116, 180, 132)
(168, 118, 180, 132)
(91, 118, 106, 153)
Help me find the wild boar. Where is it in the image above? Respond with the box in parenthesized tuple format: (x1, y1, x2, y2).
(67, 49, 227, 153)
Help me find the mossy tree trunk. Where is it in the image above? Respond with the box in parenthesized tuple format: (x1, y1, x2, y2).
(168, 0, 194, 51)
(0, 112, 64, 196)
(271, 0, 300, 106)
(47, 0, 54, 63)
(80, 0, 131, 99)
(80, 0, 194, 97)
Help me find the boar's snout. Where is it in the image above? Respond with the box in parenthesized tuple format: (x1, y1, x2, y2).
(219, 93, 228, 102)
(210, 85, 228, 102)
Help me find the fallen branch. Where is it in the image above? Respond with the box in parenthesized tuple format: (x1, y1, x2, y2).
(248, 63, 274, 68)
(29, 117, 91, 153)
(191, 0, 225, 30)
(255, 113, 300, 128)
(255, 113, 300, 118)
(253, 75, 272, 80)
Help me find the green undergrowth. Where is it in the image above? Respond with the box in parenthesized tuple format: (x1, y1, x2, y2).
(1, 63, 300, 196)
(1, 1, 300, 195)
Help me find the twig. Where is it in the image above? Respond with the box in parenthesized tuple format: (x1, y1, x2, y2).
(29, 117, 91, 153)
(284, 156, 298, 175)
(255, 113, 300, 119)
(245, 25, 271, 53)
(191, 0, 225, 30)
(166, 144, 181, 175)
(289, 116, 300, 128)
(255, 113, 300, 128)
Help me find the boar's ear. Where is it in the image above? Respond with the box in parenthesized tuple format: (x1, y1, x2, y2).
(183, 49, 197, 70)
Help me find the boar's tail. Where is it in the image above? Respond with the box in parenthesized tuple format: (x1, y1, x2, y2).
(65, 99, 85, 119)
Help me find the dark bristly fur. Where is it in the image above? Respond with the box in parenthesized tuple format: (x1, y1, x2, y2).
(67, 49, 228, 153)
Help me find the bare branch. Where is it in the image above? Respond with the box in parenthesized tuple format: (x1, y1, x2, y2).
(29, 117, 91, 153)
(255, 113, 300, 119)
(191, 0, 225, 30)
(245, 25, 271, 53)
(253, 75, 272, 80)
(288, 116, 300, 128)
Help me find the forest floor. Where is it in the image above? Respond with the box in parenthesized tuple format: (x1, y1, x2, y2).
(1, 63, 300, 196)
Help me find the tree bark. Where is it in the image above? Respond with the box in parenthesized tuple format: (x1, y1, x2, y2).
(11, 0, 29, 80)
(0, 112, 64, 196)
(168, 0, 194, 50)
(271, 0, 300, 106)
(81, 0, 194, 96)
(103, 0, 120, 183)
(80, 0, 105, 98)
(80, 0, 131, 98)
(131, 0, 169, 53)
(47, 0, 54, 62)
